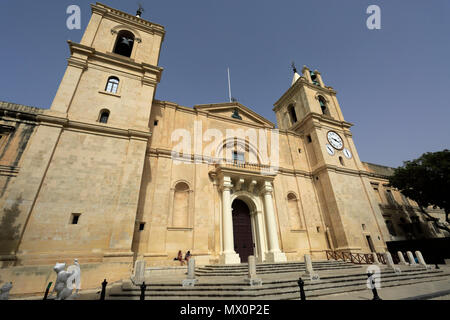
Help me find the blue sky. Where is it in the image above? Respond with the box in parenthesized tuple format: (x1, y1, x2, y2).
(0, 1, 449, 168)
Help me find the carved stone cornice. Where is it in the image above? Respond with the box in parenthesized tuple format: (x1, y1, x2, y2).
(289, 112, 353, 133)
(35, 114, 151, 140)
(91, 2, 166, 41)
(67, 41, 163, 84)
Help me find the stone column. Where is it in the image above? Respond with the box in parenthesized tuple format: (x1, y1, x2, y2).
(314, 70, 325, 87)
(397, 252, 409, 265)
(262, 181, 287, 263)
(245, 256, 262, 286)
(254, 210, 267, 263)
(302, 66, 312, 83)
(219, 176, 240, 264)
(406, 251, 419, 266)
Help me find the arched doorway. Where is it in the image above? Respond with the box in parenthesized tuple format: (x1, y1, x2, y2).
(232, 199, 254, 262)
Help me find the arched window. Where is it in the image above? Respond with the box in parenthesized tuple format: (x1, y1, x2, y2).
(339, 156, 345, 166)
(288, 105, 297, 124)
(173, 182, 190, 228)
(98, 109, 110, 124)
(105, 77, 119, 94)
(287, 193, 302, 229)
(310, 71, 319, 85)
(113, 30, 135, 57)
(318, 96, 329, 116)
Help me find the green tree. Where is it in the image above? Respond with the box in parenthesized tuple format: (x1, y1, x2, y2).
(388, 149, 450, 233)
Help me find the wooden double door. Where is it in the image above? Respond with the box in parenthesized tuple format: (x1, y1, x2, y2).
(232, 199, 254, 263)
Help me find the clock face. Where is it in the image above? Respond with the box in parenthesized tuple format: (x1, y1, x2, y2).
(326, 144, 335, 156)
(327, 131, 343, 150)
(343, 148, 352, 159)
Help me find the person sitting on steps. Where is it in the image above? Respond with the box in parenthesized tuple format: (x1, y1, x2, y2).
(175, 250, 185, 265)
(185, 250, 191, 263)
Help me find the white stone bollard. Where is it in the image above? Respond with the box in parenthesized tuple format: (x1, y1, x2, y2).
(182, 258, 197, 287)
(384, 252, 401, 273)
(397, 252, 409, 265)
(415, 251, 432, 270)
(406, 251, 419, 267)
(245, 256, 262, 286)
(303, 254, 320, 281)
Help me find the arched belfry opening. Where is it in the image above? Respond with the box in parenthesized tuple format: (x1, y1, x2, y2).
(231, 199, 253, 263)
(288, 104, 297, 124)
(113, 30, 135, 57)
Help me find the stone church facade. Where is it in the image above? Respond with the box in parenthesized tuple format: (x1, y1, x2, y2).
(0, 3, 447, 293)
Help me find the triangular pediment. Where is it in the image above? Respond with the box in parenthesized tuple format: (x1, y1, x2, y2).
(194, 102, 274, 128)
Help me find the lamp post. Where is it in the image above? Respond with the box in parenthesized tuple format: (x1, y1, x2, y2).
(43, 282, 52, 300)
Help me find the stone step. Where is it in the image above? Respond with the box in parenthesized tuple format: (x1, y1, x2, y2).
(198, 260, 352, 269)
(109, 267, 449, 300)
(196, 264, 362, 271)
(122, 269, 444, 290)
(195, 266, 363, 276)
(108, 272, 450, 300)
(195, 261, 358, 271)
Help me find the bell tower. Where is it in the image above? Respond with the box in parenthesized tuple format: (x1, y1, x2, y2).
(50, 2, 165, 130)
(274, 65, 390, 254)
(11, 3, 166, 270)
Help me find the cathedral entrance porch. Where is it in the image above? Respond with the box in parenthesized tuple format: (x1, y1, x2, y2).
(216, 171, 287, 264)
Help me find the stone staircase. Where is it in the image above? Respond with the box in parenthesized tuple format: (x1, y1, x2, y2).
(195, 260, 361, 277)
(107, 260, 450, 300)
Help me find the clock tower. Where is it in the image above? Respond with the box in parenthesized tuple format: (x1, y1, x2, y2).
(273, 66, 390, 253)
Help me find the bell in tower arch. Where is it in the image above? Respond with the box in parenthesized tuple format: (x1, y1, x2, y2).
(113, 30, 135, 58)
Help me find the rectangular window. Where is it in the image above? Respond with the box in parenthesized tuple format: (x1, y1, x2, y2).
(154, 120, 159, 126)
(372, 187, 382, 203)
(385, 220, 397, 236)
(71, 213, 81, 225)
(366, 235, 375, 252)
(139, 223, 145, 231)
(0, 127, 12, 156)
(307, 135, 312, 143)
(232, 151, 245, 163)
(385, 190, 396, 205)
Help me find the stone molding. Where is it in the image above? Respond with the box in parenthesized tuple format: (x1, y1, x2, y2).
(67, 41, 163, 85)
(91, 2, 165, 40)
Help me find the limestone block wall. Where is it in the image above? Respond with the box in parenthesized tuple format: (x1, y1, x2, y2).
(0, 124, 62, 260)
(0, 261, 132, 296)
(320, 170, 387, 253)
(134, 100, 336, 265)
(11, 127, 147, 265)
